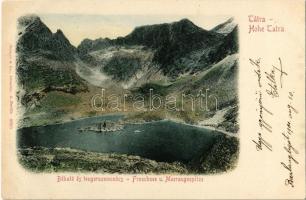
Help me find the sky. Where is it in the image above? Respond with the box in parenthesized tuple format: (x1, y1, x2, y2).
(39, 14, 230, 46)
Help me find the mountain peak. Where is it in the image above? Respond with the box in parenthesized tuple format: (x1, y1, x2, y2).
(54, 29, 68, 40)
(177, 18, 193, 24)
(53, 29, 72, 45)
(122, 18, 211, 46)
(225, 17, 234, 23)
(17, 14, 76, 61)
(211, 17, 237, 35)
(173, 18, 204, 31)
(17, 14, 41, 27)
(77, 37, 113, 55)
(55, 29, 64, 35)
(17, 14, 52, 38)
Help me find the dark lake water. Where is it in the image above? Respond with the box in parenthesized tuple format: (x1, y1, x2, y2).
(17, 115, 222, 163)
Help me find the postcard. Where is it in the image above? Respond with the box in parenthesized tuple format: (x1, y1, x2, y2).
(1, 0, 305, 199)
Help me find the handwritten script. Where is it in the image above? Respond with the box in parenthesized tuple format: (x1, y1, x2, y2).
(280, 92, 299, 187)
(250, 57, 299, 188)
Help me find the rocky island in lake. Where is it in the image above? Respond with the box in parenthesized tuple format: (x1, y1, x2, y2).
(16, 14, 239, 174)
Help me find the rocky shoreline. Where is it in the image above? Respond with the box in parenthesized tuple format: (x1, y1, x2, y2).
(18, 132, 239, 174)
(18, 147, 189, 174)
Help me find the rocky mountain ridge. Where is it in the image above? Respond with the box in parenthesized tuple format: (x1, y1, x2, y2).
(77, 18, 238, 79)
(17, 15, 88, 108)
(16, 15, 239, 133)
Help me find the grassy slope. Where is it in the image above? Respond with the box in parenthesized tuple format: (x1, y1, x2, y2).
(21, 84, 102, 127)
(21, 54, 238, 133)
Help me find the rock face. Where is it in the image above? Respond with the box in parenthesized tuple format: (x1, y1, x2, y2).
(199, 26, 238, 68)
(17, 15, 76, 60)
(77, 18, 238, 80)
(16, 15, 87, 107)
(16, 15, 240, 173)
(210, 17, 237, 35)
(77, 38, 113, 56)
(18, 147, 189, 174)
(114, 18, 223, 75)
(18, 139, 239, 174)
(17, 15, 239, 133)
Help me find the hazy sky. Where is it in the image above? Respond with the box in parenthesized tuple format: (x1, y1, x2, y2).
(39, 14, 230, 46)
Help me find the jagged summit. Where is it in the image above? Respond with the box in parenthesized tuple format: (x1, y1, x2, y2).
(77, 37, 112, 55)
(17, 15, 52, 38)
(17, 14, 42, 28)
(77, 18, 232, 77)
(54, 29, 67, 41)
(16, 15, 238, 89)
(55, 29, 64, 35)
(17, 15, 76, 60)
(123, 18, 213, 45)
(178, 18, 193, 23)
(223, 17, 234, 24)
(132, 18, 203, 31)
(78, 18, 221, 51)
(113, 18, 223, 75)
(16, 14, 239, 137)
(211, 17, 237, 35)
(16, 15, 87, 107)
(173, 18, 204, 31)
(53, 29, 73, 46)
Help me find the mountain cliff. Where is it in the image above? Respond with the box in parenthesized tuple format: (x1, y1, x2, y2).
(210, 17, 236, 35)
(17, 15, 87, 107)
(17, 15, 76, 60)
(114, 18, 223, 75)
(77, 18, 238, 82)
(17, 15, 239, 132)
(16, 16, 240, 174)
